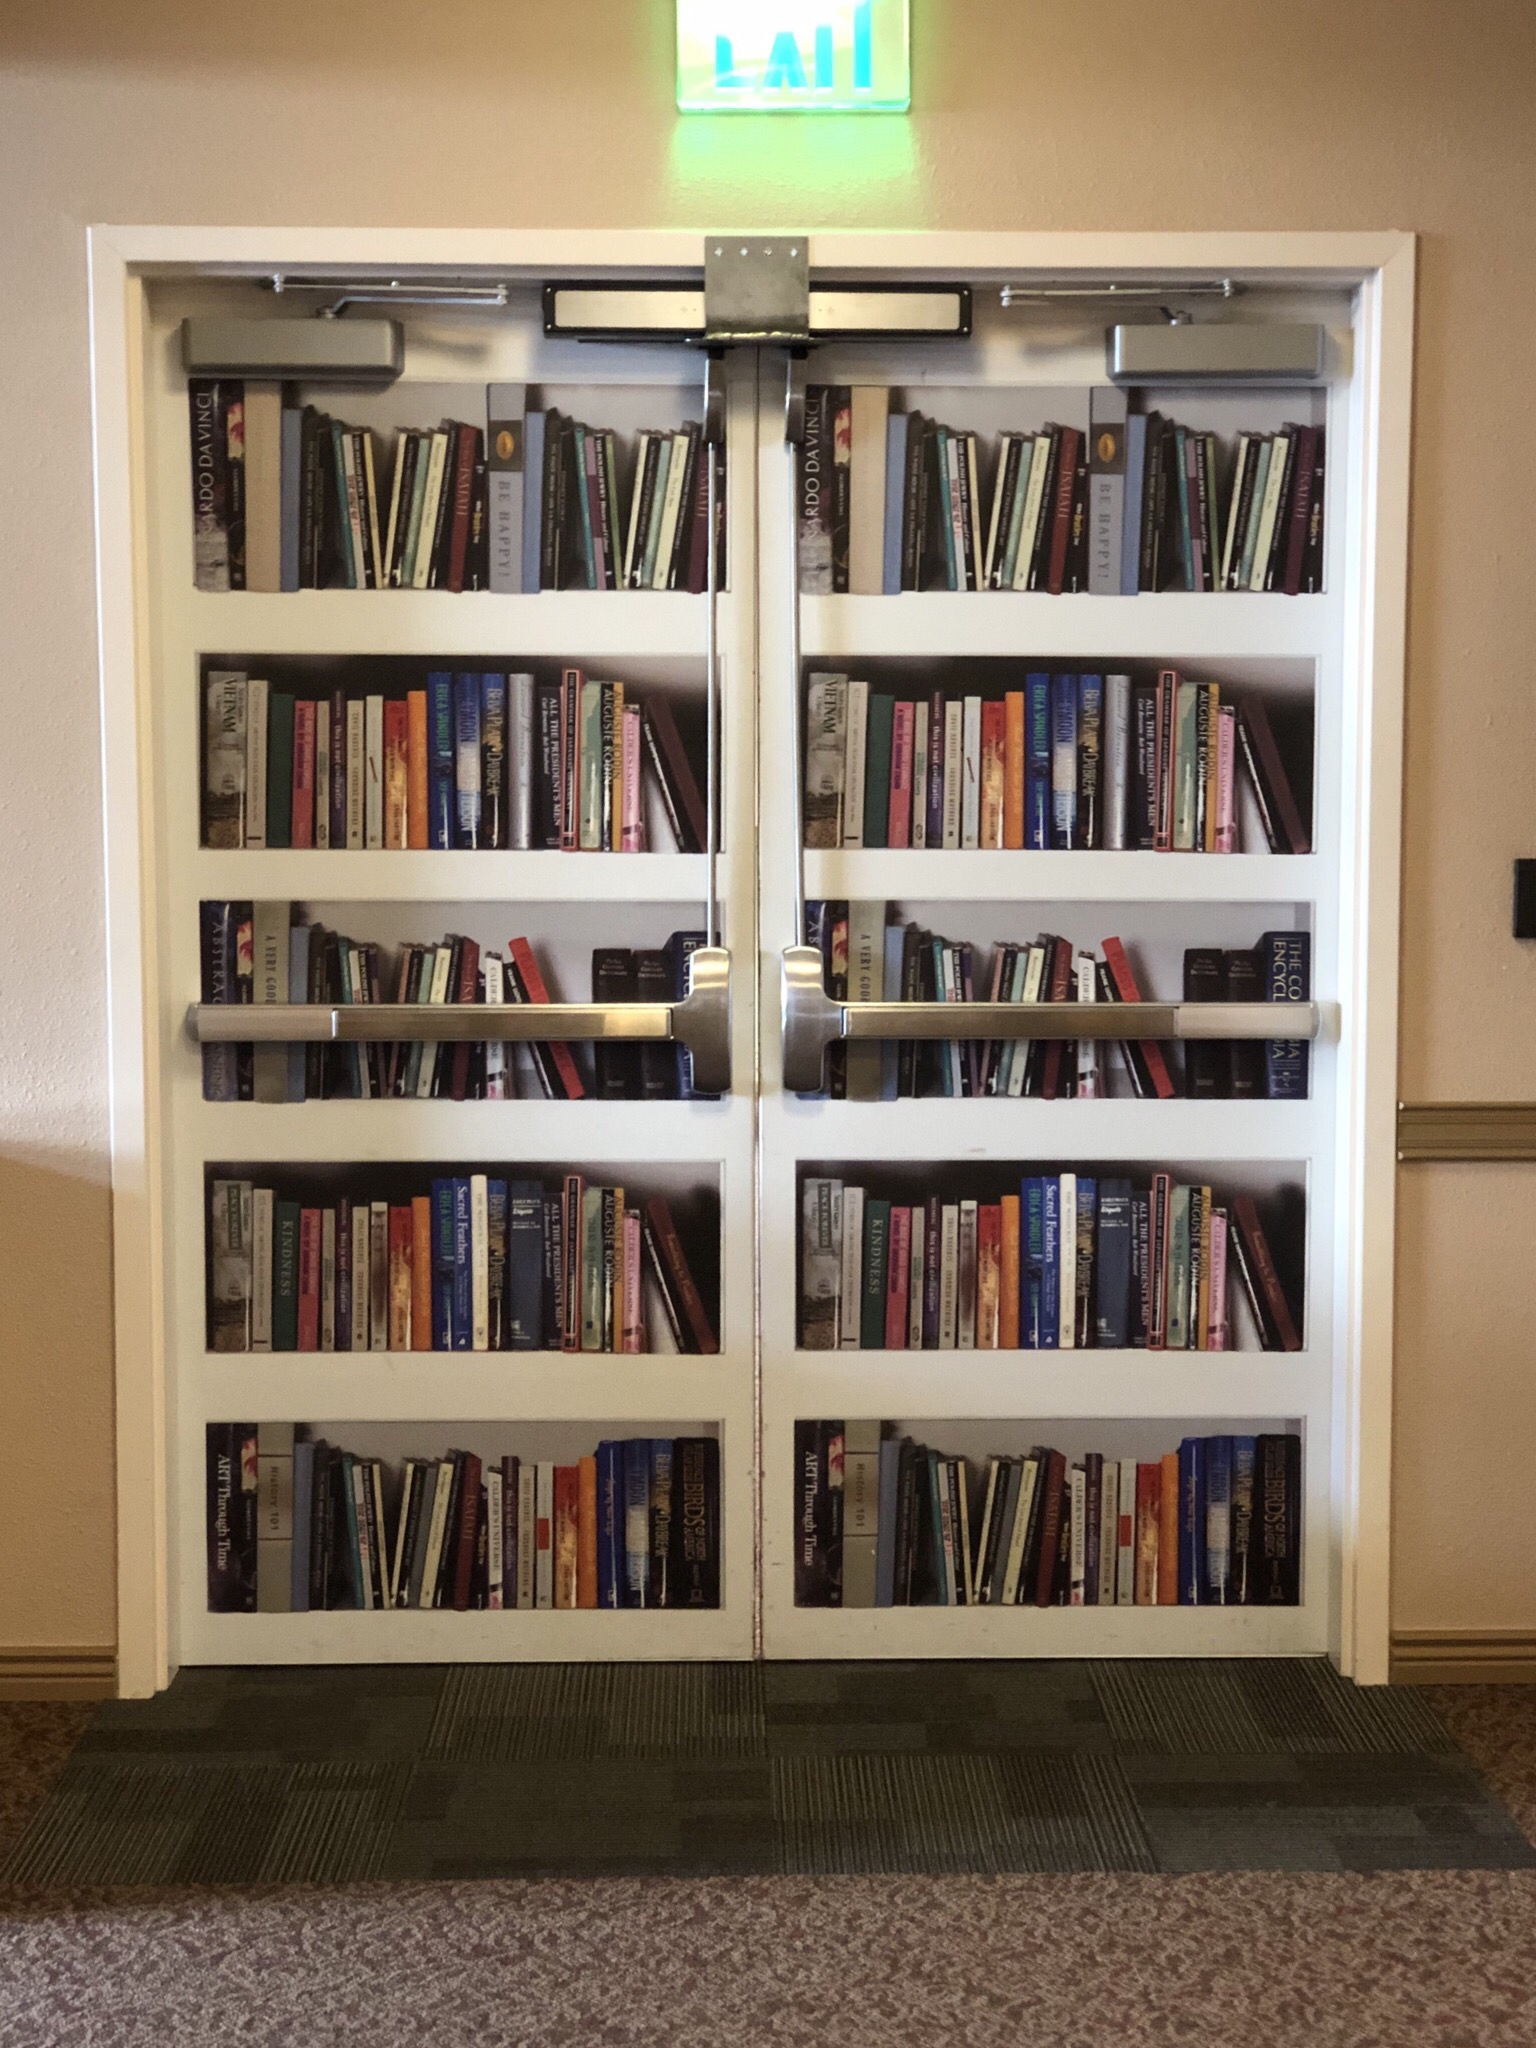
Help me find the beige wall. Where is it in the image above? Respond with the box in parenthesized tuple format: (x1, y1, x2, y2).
(1, 0, 1534, 1657)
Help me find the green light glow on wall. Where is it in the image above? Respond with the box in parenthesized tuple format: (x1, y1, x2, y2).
(677, 0, 910, 112)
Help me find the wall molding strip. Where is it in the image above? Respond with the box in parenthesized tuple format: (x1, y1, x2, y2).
(1397, 1103, 1536, 1162)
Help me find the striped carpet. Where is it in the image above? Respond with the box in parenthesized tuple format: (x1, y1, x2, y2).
(2, 1659, 1528, 1884)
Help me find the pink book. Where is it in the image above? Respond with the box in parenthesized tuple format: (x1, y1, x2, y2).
(1215, 706, 1237, 853)
(1208, 1211, 1229, 1351)
(887, 700, 915, 848)
(297, 1207, 322, 1351)
(622, 1209, 644, 1352)
(291, 699, 317, 849)
(884, 1205, 911, 1349)
(620, 706, 645, 852)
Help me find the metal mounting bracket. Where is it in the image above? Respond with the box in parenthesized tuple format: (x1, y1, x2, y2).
(703, 235, 810, 345)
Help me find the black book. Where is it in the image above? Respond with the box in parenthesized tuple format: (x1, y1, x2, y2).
(1224, 948, 1266, 1098)
(307, 1440, 332, 1611)
(538, 406, 565, 589)
(987, 433, 1023, 589)
(1065, 433, 1090, 592)
(952, 431, 977, 591)
(205, 1422, 257, 1613)
(1183, 947, 1226, 1098)
(1302, 429, 1326, 592)
(896, 921, 922, 1098)
(1263, 429, 1302, 592)
(794, 1420, 829, 1605)
(900, 410, 926, 590)
(592, 948, 638, 1099)
(328, 1452, 356, 1610)
(426, 420, 459, 588)
(1250, 1435, 1302, 1605)
(628, 434, 662, 587)
(670, 1436, 720, 1608)
(919, 423, 948, 590)
(432, 1453, 465, 1610)
(1026, 426, 1062, 591)
(1014, 1448, 1052, 1603)
(633, 949, 674, 1100)
(385, 430, 419, 587)
(666, 422, 703, 591)
(1137, 412, 1165, 591)
(298, 405, 325, 587)
(893, 1438, 920, 1605)
(303, 921, 329, 1100)
(908, 1447, 939, 1605)
(541, 1192, 563, 1350)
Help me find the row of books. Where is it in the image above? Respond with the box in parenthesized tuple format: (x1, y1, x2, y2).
(799, 1174, 1303, 1352)
(207, 1424, 720, 1612)
(188, 380, 725, 595)
(794, 1422, 1302, 1608)
(804, 670, 1309, 854)
(202, 668, 707, 854)
(796, 382, 1325, 596)
(805, 909, 1311, 1102)
(207, 1177, 719, 1356)
(199, 908, 708, 1104)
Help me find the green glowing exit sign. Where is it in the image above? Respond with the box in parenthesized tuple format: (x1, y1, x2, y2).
(677, 0, 910, 112)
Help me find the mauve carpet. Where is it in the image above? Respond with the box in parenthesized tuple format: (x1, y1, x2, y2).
(0, 1678, 1533, 2046)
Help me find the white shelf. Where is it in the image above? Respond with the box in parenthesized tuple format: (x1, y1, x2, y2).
(766, 1600, 1320, 1659)
(772, 1098, 1314, 1161)
(192, 1098, 746, 1164)
(194, 1351, 738, 1424)
(192, 850, 712, 904)
(186, 588, 712, 660)
(774, 1349, 1320, 1420)
(802, 850, 1320, 904)
(185, 1607, 742, 1664)
(801, 590, 1337, 661)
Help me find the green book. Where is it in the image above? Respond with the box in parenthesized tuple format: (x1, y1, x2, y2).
(264, 694, 294, 848)
(272, 1198, 302, 1352)
(580, 1185, 606, 1352)
(860, 1198, 892, 1349)
(1166, 1184, 1191, 1351)
(579, 678, 605, 849)
(401, 430, 432, 587)
(862, 693, 895, 851)
(1172, 681, 1200, 852)
(1236, 437, 1273, 591)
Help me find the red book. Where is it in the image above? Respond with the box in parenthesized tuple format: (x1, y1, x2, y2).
(887, 701, 915, 848)
(643, 1195, 719, 1355)
(979, 698, 1006, 848)
(444, 422, 481, 593)
(447, 936, 481, 1103)
(1135, 1461, 1162, 1604)
(388, 1204, 413, 1352)
(553, 1464, 580, 1609)
(297, 1207, 322, 1351)
(1046, 427, 1081, 595)
(290, 700, 316, 849)
(1099, 935, 1177, 1100)
(1231, 1194, 1304, 1352)
(451, 1452, 482, 1612)
(976, 1202, 1002, 1349)
(508, 936, 585, 1101)
(383, 698, 409, 849)
(1282, 424, 1319, 597)
(884, 1204, 911, 1349)
(1039, 935, 1075, 1101)
(1034, 1449, 1068, 1606)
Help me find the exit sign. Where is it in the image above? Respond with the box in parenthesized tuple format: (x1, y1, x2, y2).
(677, 0, 911, 112)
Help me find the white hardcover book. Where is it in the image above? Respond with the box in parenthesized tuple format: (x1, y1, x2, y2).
(364, 695, 384, 849)
(1001, 1456, 1039, 1604)
(910, 699, 929, 848)
(351, 1459, 375, 1609)
(508, 673, 535, 850)
(369, 1201, 389, 1352)
(411, 429, 450, 590)
(250, 900, 289, 1104)
(387, 1463, 415, 1610)
(1013, 434, 1053, 589)
(1116, 1458, 1137, 1605)
(350, 1204, 371, 1352)
(1249, 431, 1291, 590)
(1103, 673, 1131, 850)
(848, 385, 890, 595)
(1004, 943, 1047, 1098)
(381, 430, 407, 588)
(941, 699, 963, 849)
(345, 700, 366, 849)
(1097, 1461, 1120, 1604)
(535, 1462, 555, 1608)
(250, 1187, 274, 1352)
(804, 672, 848, 849)
(1075, 954, 1100, 1099)
(960, 695, 982, 849)
(981, 434, 1012, 589)
(957, 1199, 978, 1350)
(486, 1467, 504, 1610)
(842, 678, 869, 847)
(621, 432, 650, 588)
(800, 1176, 843, 1350)
(908, 1211, 925, 1349)
(243, 676, 268, 848)
(938, 1203, 960, 1349)
(1069, 1465, 1087, 1604)
(942, 431, 967, 589)
(313, 702, 330, 850)
(483, 953, 507, 1100)
(418, 1456, 457, 1608)
(651, 430, 690, 589)
(320, 1207, 336, 1351)
(964, 435, 985, 590)
(838, 1185, 865, 1349)
(933, 1463, 956, 1606)
(1220, 433, 1251, 589)
(516, 1463, 537, 1608)
(470, 1173, 490, 1351)
(1058, 1173, 1077, 1349)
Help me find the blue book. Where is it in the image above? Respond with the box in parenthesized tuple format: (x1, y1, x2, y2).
(1050, 674, 1079, 848)
(280, 403, 302, 592)
(934, 426, 958, 588)
(521, 412, 546, 594)
(505, 1180, 545, 1351)
(1095, 1177, 1133, 1347)
(1121, 414, 1148, 594)
(430, 1179, 456, 1350)
(874, 1437, 901, 1607)
(622, 1438, 651, 1607)
(1040, 1176, 1061, 1351)
(1261, 930, 1312, 1098)
(198, 901, 241, 1103)
(453, 673, 483, 849)
(480, 672, 506, 847)
(1230, 1436, 1258, 1605)
(596, 1441, 624, 1609)
(1172, 424, 1194, 590)
(666, 930, 716, 1100)
(883, 412, 909, 594)
(450, 1179, 473, 1350)
(1205, 1436, 1234, 1604)
(286, 921, 310, 1103)
(1178, 1436, 1206, 1606)
(290, 1440, 314, 1612)
(1025, 673, 1051, 849)
(1078, 672, 1103, 844)
(571, 423, 597, 587)
(1075, 1177, 1097, 1343)
(426, 672, 454, 850)
(649, 1439, 674, 1608)
(1021, 1176, 1045, 1347)
(486, 1178, 509, 1347)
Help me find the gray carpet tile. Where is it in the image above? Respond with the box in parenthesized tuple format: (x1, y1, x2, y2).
(2, 1659, 1527, 1883)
